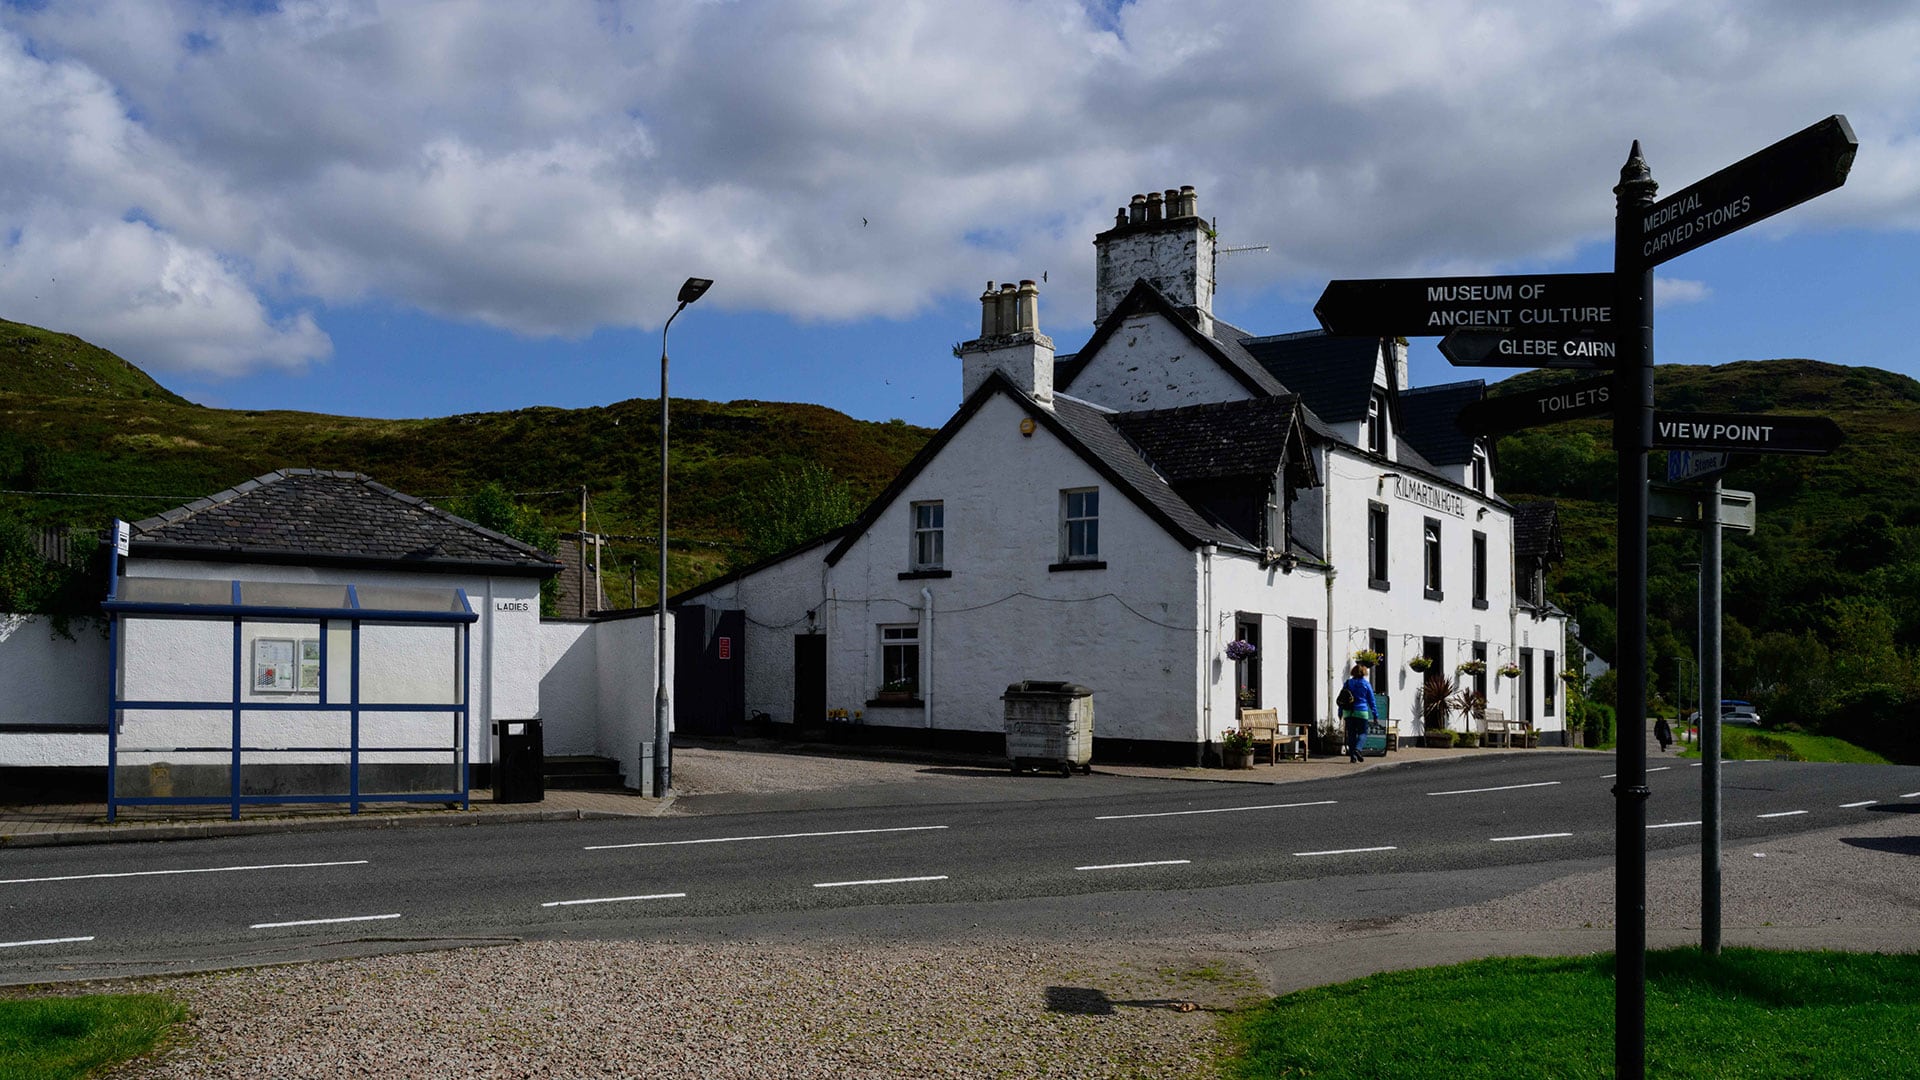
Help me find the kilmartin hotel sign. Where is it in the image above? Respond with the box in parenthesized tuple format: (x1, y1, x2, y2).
(1391, 474, 1466, 518)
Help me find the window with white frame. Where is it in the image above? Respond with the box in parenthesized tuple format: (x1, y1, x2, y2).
(1471, 444, 1488, 494)
(879, 625, 919, 696)
(1061, 488, 1099, 562)
(1366, 392, 1388, 454)
(910, 500, 944, 570)
(1423, 517, 1443, 600)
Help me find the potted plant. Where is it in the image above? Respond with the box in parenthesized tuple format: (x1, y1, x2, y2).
(1408, 656, 1434, 674)
(1420, 672, 1454, 746)
(1498, 662, 1523, 679)
(1220, 727, 1255, 769)
(876, 678, 916, 703)
(1454, 729, 1481, 748)
(1226, 639, 1257, 661)
(1353, 648, 1383, 668)
(1456, 659, 1486, 677)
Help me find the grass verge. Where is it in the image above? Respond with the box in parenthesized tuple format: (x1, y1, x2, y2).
(1221, 948, 1920, 1079)
(1678, 728, 1891, 764)
(0, 993, 187, 1080)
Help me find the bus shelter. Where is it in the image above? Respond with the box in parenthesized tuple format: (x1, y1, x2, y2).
(102, 578, 476, 821)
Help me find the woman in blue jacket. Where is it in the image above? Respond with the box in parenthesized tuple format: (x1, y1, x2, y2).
(1341, 664, 1377, 763)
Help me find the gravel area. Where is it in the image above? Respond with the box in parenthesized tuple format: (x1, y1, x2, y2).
(106, 941, 1257, 1080)
(666, 744, 979, 796)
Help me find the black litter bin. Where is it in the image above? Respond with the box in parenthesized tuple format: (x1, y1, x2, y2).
(492, 718, 544, 803)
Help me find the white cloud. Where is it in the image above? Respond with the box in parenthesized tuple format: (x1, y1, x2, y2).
(0, 0, 1916, 375)
(1654, 277, 1712, 309)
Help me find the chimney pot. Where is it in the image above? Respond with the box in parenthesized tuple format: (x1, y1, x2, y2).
(1146, 190, 1163, 222)
(1015, 279, 1039, 334)
(1115, 207, 1128, 228)
(1179, 185, 1197, 217)
(997, 281, 1019, 336)
(979, 282, 999, 338)
(1129, 194, 1146, 224)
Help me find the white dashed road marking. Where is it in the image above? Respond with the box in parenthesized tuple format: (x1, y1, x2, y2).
(1075, 860, 1191, 871)
(1840, 801, 1876, 808)
(0, 936, 94, 949)
(542, 893, 686, 908)
(1648, 821, 1703, 830)
(587, 826, 949, 851)
(1491, 832, 1574, 843)
(251, 913, 401, 930)
(1096, 801, 1335, 821)
(0, 860, 369, 886)
(1427, 782, 1561, 796)
(1757, 811, 1809, 819)
(1294, 846, 1395, 857)
(813, 876, 948, 889)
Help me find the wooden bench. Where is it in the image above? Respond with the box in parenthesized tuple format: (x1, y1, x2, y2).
(1239, 708, 1310, 763)
(1481, 707, 1513, 748)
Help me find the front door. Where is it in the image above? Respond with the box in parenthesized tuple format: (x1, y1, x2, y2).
(793, 634, 826, 729)
(1287, 621, 1317, 737)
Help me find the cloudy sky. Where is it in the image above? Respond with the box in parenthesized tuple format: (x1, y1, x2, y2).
(2, 0, 1917, 428)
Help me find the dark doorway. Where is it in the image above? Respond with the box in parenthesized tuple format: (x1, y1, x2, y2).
(1288, 620, 1317, 734)
(673, 605, 745, 735)
(794, 633, 826, 730)
(1519, 648, 1536, 723)
(1234, 617, 1261, 710)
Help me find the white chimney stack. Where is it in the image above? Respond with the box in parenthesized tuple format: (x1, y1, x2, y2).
(959, 279, 1054, 407)
(1094, 182, 1214, 334)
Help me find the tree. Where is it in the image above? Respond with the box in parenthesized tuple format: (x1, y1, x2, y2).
(446, 484, 562, 616)
(732, 463, 860, 567)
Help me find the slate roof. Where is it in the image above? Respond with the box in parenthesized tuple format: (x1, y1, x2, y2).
(1109, 396, 1303, 482)
(130, 469, 562, 576)
(1397, 380, 1485, 467)
(1048, 395, 1249, 550)
(1512, 501, 1564, 562)
(1241, 331, 1384, 423)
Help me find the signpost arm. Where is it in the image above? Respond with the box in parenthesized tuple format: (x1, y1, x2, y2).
(1701, 479, 1724, 954)
(1613, 141, 1657, 1080)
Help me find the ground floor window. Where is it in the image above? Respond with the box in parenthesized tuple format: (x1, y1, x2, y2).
(880, 625, 919, 695)
(1234, 617, 1261, 710)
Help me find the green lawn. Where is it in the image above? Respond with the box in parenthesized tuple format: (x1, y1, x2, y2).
(0, 993, 186, 1080)
(1679, 727, 1891, 764)
(1222, 948, 1920, 1080)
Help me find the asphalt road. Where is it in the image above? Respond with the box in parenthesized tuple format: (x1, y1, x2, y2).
(4, 752, 1917, 986)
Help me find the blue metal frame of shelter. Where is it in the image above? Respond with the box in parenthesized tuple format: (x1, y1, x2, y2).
(101, 578, 477, 821)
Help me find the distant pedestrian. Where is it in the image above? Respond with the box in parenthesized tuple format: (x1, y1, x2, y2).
(1654, 715, 1673, 753)
(1338, 664, 1377, 763)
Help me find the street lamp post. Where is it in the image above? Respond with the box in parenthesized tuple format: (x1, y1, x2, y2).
(656, 276, 712, 797)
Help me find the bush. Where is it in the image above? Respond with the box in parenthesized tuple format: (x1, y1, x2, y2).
(1581, 701, 1616, 749)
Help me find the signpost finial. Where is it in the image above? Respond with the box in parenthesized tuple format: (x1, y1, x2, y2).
(1616, 140, 1656, 203)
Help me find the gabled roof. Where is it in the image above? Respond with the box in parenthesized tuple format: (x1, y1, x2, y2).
(1241, 331, 1386, 424)
(1398, 380, 1485, 466)
(824, 373, 1251, 566)
(1054, 279, 1288, 399)
(130, 469, 562, 577)
(1110, 396, 1307, 483)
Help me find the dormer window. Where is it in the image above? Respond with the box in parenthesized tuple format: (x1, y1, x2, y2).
(1366, 391, 1388, 454)
(1471, 444, 1488, 494)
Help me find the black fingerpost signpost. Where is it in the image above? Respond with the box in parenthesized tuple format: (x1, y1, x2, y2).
(1318, 114, 1855, 1080)
(1610, 114, 1854, 1080)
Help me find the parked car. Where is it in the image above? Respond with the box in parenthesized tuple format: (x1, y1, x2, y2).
(1721, 700, 1762, 727)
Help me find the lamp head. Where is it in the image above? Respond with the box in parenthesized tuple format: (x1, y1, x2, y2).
(677, 277, 714, 304)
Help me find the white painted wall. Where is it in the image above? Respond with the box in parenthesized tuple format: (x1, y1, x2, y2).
(538, 620, 597, 755)
(0, 614, 110, 766)
(591, 611, 670, 788)
(1061, 314, 1251, 411)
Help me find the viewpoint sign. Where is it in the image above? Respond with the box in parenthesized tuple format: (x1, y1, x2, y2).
(1456, 374, 1613, 436)
(1439, 328, 1617, 369)
(1649, 412, 1843, 456)
(1637, 115, 1857, 269)
(1313, 272, 1612, 338)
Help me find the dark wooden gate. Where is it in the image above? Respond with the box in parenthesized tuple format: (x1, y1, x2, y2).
(673, 605, 745, 735)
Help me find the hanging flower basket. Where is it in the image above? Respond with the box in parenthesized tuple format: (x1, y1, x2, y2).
(1352, 649, 1383, 668)
(1456, 659, 1487, 676)
(1498, 663, 1523, 679)
(1407, 656, 1433, 673)
(1225, 639, 1257, 661)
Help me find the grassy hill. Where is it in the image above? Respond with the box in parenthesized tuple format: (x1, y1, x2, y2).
(0, 318, 932, 600)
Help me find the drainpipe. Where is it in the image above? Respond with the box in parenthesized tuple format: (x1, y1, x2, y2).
(921, 586, 935, 731)
(1202, 544, 1216, 760)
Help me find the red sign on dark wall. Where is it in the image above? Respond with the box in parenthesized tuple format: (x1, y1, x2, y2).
(717, 636, 732, 660)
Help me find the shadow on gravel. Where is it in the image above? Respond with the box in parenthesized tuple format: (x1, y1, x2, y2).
(1841, 835, 1920, 857)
